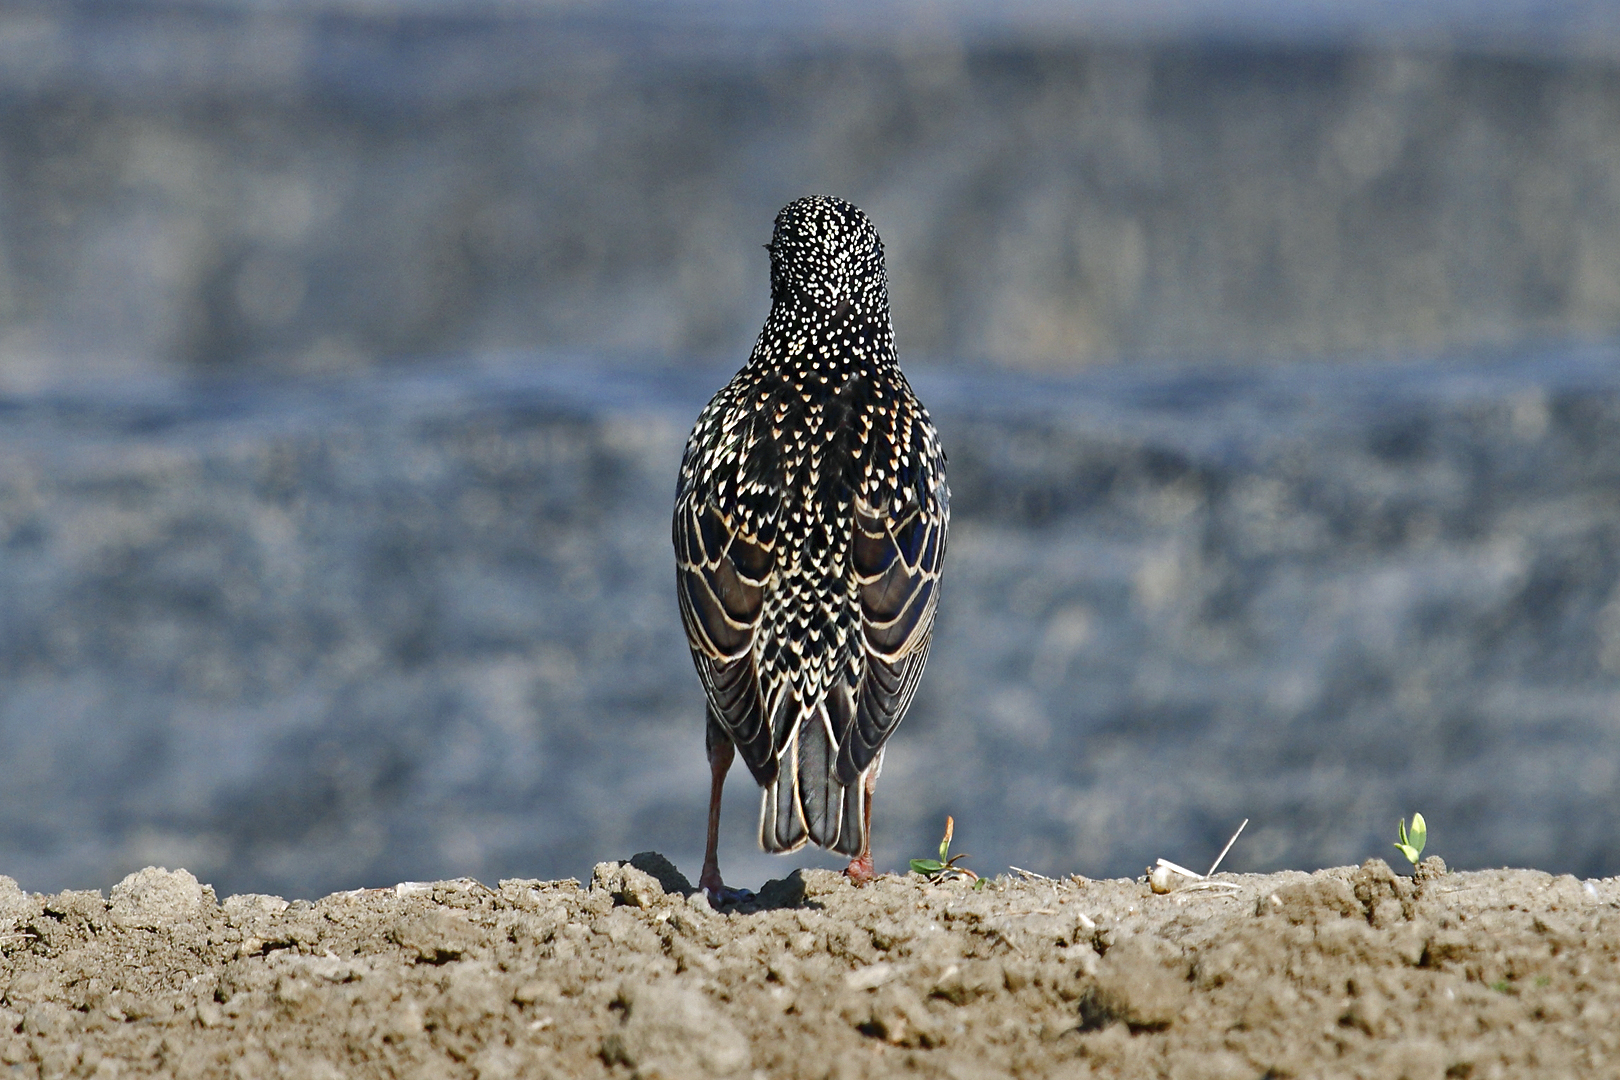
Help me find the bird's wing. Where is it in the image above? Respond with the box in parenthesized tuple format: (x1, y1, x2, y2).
(674, 497, 778, 780)
(837, 484, 946, 785)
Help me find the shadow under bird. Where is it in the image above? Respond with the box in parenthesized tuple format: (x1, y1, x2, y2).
(674, 195, 949, 898)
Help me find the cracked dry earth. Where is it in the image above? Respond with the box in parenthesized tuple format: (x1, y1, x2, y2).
(0, 854, 1617, 1079)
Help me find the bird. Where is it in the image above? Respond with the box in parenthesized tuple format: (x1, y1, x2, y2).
(673, 195, 949, 897)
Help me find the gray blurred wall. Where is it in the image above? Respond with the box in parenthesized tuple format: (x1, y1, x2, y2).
(2, 4, 1620, 387)
(7, 348, 1620, 900)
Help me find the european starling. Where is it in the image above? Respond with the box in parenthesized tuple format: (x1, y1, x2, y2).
(673, 195, 949, 895)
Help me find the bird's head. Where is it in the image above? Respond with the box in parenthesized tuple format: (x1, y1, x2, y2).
(765, 196, 888, 315)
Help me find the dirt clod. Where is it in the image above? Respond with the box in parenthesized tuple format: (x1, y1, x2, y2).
(1078, 939, 1189, 1032)
(606, 979, 752, 1078)
(107, 867, 216, 930)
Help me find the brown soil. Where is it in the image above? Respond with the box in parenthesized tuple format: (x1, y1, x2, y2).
(0, 854, 1616, 1079)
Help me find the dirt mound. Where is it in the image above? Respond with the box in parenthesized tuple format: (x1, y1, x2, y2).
(0, 856, 1616, 1078)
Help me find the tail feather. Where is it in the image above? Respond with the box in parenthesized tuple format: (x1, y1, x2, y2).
(796, 707, 844, 851)
(838, 770, 865, 856)
(759, 703, 865, 856)
(762, 758, 805, 853)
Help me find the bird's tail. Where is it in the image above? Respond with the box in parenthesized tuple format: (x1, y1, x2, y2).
(759, 703, 865, 857)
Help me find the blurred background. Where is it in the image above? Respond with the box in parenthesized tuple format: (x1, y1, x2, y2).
(4, 0, 1620, 898)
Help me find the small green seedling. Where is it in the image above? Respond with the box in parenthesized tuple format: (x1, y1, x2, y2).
(1394, 813, 1427, 867)
(911, 816, 979, 884)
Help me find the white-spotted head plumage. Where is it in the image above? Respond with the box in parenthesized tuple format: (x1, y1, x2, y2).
(766, 195, 889, 315)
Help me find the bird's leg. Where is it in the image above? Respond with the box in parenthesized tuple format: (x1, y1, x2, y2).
(843, 769, 879, 886)
(699, 736, 734, 897)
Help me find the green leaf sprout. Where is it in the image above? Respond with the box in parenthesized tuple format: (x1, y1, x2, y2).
(910, 816, 978, 882)
(1394, 813, 1427, 867)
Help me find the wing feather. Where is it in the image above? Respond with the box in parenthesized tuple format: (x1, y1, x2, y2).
(674, 499, 779, 782)
(835, 492, 946, 785)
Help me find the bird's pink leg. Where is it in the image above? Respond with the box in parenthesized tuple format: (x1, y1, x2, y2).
(699, 738, 734, 896)
(844, 770, 879, 886)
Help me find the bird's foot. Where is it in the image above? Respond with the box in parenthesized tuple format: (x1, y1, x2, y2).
(843, 853, 876, 887)
(703, 884, 755, 908)
(699, 866, 754, 908)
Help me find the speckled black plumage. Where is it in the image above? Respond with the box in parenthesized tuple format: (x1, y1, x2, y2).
(674, 196, 948, 877)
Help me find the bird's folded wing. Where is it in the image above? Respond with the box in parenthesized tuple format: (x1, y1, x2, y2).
(838, 492, 945, 784)
(675, 500, 777, 777)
